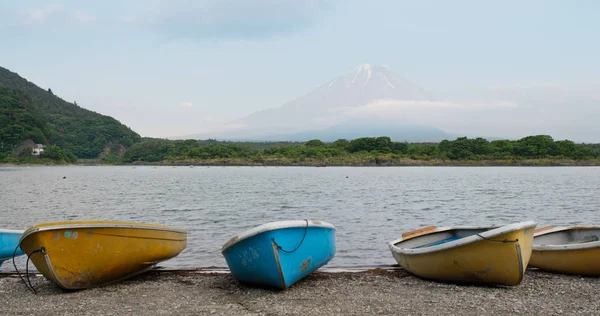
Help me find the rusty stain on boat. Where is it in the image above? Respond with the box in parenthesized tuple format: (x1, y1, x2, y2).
(300, 258, 312, 272)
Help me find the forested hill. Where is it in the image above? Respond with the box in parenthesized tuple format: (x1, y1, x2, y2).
(0, 66, 140, 158)
(0, 88, 50, 149)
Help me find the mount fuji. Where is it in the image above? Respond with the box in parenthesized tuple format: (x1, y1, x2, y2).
(185, 64, 453, 141)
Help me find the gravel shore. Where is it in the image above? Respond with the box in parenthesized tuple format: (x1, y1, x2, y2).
(1, 269, 598, 315)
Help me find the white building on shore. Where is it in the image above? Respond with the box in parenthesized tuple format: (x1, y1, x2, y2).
(32, 144, 45, 156)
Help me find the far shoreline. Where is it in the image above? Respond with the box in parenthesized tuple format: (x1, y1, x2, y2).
(2, 158, 600, 168)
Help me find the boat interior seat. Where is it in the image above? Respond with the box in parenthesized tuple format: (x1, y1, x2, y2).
(535, 229, 600, 245)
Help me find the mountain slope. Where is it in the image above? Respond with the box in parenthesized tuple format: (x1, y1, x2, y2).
(262, 118, 452, 142)
(235, 64, 429, 131)
(184, 64, 438, 141)
(0, 88, 50, 153)
(0, 66, 141, 158)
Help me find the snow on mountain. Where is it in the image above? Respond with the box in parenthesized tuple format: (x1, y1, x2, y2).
(183, 64, 444, 141)
(233, 64, 430, 131)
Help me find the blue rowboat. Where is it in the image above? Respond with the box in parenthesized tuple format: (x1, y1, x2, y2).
(222, 220, 336, 289)
(0, 229, 25, 267)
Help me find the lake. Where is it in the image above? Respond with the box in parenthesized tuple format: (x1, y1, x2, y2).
(1, 166, 599, 271)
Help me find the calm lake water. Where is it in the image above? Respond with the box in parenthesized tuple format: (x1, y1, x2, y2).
(1, 166, 599, 271)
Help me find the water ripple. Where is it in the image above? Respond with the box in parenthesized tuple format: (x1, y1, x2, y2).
(1, 166, 599, 271)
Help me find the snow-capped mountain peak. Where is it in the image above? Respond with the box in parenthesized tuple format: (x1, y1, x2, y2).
(351, 64, 373, 85)
(320, 64, 428, 101)
(214, 64, 431, 137)
(183, 64, 443, 141)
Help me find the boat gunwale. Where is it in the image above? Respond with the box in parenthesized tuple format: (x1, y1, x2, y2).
(221, 220, 335, 252)
(19, 223, 187, 242)
(533, 226, 600, 251)
(388, 221, 537, 255)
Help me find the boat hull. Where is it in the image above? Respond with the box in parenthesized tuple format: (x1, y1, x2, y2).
(531, 226, 600, 276)
(222, 220, 335, 289)
(531, 247, 600, 276)
(389, 223, 536, 286)
(19, 221, 187, 289)
(0, 229, 24, 267)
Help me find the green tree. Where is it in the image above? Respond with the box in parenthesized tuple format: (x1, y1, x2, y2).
(305, 139, 325, 147)
(40, 145, 76, 163)
(470, 137, 491, 156)
(513, 135, 557, 158)
(0, 88, 50, 154)
(390, 142, 408, 154)
(18, 147, 32, 158)
(331, 139, 349, 149)
(439, 137, 474, 159)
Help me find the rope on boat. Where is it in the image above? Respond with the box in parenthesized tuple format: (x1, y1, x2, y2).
(26, 248, 44, 294)
(272, 219, 309, 254)
(11, 244, 30, 293)
(476, 234, 518, 243)
(12, 245, 44, 295)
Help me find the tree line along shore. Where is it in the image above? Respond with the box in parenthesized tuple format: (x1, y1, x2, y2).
(3, 135, 600, 166)
(2, 76, 599, 167)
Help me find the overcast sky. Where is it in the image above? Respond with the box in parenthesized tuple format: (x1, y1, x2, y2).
(1, 0, 599, 141)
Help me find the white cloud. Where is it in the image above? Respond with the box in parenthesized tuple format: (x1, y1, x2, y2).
(24, 5, 62, 25)
(181, 102, 193, 108)
(26, 9, 46, 23)
(134, 0, 334, 40)
(73, 10, 96, 24)
(21, 5, 95, 26)
(341, 99, 518, 119)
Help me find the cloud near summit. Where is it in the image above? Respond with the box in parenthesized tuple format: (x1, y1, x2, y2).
(20, 4, 95, 27)
(136, 0, 335, 40)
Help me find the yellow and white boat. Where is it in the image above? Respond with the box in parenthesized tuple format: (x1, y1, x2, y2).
(530, 225, 600, 276)
(388, 221, 536, 286)
(19, 220, 187, 290)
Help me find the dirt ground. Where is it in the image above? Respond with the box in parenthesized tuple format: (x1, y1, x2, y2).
(1, 269, 598, 315)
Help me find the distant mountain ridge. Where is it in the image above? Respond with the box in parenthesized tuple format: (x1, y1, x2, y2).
(236, 64, 430, 129)
(0, 66, 140, 158)
(184, 64, 447, 141)
(261, 118, 453, 142)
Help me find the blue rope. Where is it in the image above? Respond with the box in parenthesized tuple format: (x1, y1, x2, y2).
(272, 219, 309, 253)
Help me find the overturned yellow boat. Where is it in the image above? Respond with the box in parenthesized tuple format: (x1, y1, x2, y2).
(388, 221, 536, 286)
(19, 221, 187, 290)
(530, 225, 600, 276)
